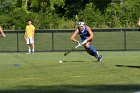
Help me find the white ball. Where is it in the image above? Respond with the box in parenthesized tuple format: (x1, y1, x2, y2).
(59, 60, 63, 63)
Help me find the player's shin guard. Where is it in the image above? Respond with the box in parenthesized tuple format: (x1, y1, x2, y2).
(89, 45, 97, 53)
(85, 45, 99, 59)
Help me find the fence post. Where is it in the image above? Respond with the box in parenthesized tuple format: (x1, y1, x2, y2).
(124, 30, 126, 51)
(52, 31, 54, 51)
(17, 31, 19, 52)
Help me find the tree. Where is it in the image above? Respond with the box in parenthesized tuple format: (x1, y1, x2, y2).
(121, 0, 140, 27)
(78, 3, 102, 28)
(0, 0, 16, 13)
(0, 0, 140, 29)
(89, 0, 111, 13)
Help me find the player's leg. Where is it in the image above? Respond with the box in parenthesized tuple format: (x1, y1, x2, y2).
(28, 45, 32, 53)
(26, 38, 31, 54)
(84, 42, 103, 62)
(84, 45, 99, 58)
(29, 37, 34, 53)
(31, 38, 35, 53)
(32, 43, 35, 53)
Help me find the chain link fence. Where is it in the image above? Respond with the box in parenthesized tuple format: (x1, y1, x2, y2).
(0, 28, 139, 52)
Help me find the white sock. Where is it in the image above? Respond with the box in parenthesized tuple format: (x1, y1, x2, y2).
(32, 48, 34, 52)
(28, 49, 31, 53)
(95, 51, 99, 59)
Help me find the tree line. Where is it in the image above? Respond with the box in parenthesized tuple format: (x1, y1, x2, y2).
(0, 0, 139, 30)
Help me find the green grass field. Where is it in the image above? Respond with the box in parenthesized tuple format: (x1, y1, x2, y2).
(0, 51, 140, 93)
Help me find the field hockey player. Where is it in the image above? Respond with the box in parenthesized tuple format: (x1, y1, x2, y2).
(70, 21, 103, 62)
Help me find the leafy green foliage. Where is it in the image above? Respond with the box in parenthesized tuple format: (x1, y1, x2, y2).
(0, 0, 16, 13)
(78, 3, 102, 28)
(0, 0, 139, 29)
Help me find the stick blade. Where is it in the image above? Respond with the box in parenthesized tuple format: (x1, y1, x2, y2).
(64, 53, 67, 56)
(64, 50, 71, 56)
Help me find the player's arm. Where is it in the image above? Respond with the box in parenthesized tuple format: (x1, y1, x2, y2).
(32, 26, 35, 38)
(138, 20, 140, 27)
(0, 26, 6, 37)
(86, 26, 94, 41)
(70, 29, 79, 43)
(32, 30, 34, 38)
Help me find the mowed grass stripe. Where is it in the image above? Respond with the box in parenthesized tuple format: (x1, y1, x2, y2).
(0, 51, 140, 93)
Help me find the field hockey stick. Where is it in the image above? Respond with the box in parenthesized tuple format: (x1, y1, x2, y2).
(64, 43, 82, 56)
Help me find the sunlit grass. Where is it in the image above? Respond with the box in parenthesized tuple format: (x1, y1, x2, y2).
(0, 51, 140, 93)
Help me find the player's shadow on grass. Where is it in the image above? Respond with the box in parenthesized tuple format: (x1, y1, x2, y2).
(116, 65, 140, 69)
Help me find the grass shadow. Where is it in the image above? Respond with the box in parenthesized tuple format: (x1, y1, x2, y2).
(0, 84, 140, 93)
(116, 65, 140, 69)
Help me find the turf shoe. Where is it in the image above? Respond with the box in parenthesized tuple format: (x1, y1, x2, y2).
(97, 55, 103, 62)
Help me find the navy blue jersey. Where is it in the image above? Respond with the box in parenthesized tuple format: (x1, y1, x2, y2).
(78, 26, 90, 41)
